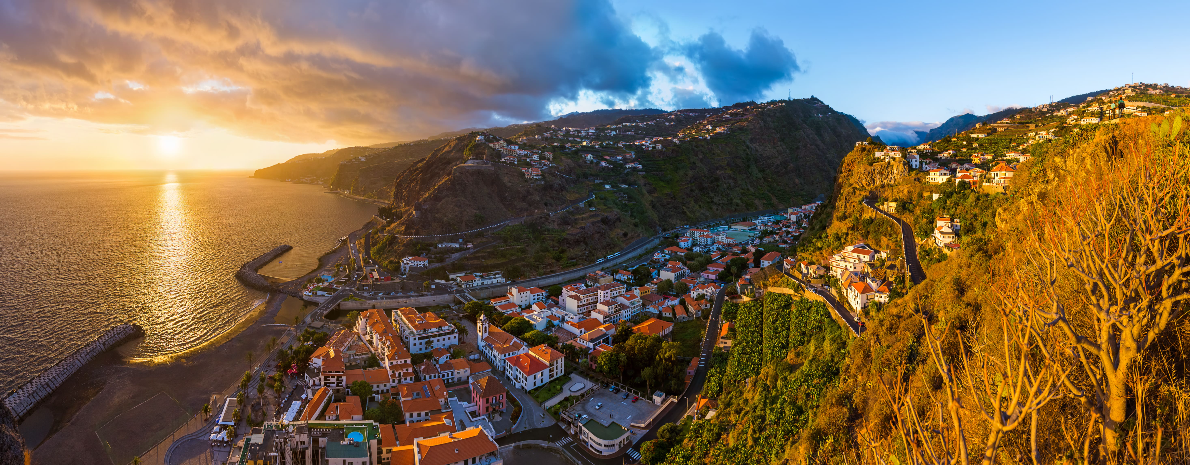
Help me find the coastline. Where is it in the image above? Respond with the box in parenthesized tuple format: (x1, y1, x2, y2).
(20, 217, 378, 463)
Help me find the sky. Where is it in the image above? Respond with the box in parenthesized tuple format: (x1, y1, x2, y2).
(1, 0, 1189, 170)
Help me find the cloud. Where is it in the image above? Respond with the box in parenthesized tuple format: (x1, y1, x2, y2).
(681, 29, 799, 105)
(0, 0, 665, 143)
(670, 87, 711, 110)
(985, 104, 1023, 114)
(864, 121, 940, 146)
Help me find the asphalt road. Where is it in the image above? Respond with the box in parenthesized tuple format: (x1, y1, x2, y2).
(862, 199, 926, 285)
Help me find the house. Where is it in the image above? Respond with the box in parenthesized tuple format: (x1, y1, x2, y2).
(401, 256, 430, 274)
(673, 305, 689, 321)
(759, 252, 782, 268)
(504, 353, 551, 390)
(906, 153, 921, 169)
(633, 318, 674, 338)
(394, 379, 450, 424)
(691, 283, 720, 300)
(933, 217, 961, 249)
(393, 307, 459, 354)
(306, 348, 346, 393)
(828, 243, 881, 280)
(506, 286, 548, 308)
(387, 426, 502, 465)
(388, 412, 457, 449)
(470, 374, 508, 416)
(298, 387, 332, 421)
(324, 396, 364, 421)
(344, 368, 392, 402)
(927, 168, 952, 184)
(989, 163, 1015, 186)
(845, 281, 876, 311)
(430, 348, 451, 365)
(528, 344, 565, 382)
(659, 261, 690, 281)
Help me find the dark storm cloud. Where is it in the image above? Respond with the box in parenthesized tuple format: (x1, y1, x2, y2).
(682, 29, 800, 105)
(0, 0, 659, 142)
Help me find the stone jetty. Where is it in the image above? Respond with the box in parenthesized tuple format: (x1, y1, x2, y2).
(3, 323, 143, 419)
(234, 245, 299, 296)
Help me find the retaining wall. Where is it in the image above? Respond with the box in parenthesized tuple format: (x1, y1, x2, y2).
(3, 323, 143, 418)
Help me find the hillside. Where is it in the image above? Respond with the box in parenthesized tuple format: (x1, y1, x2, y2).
(251, 146, 382, 183)
(327, 139, 450, 199)
(913, 106, 1025, 144)
(641, 101, 1189, 464)
(368, 98, 868, 279)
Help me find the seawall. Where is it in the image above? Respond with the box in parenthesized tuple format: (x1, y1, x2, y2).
(234, 245, 297, 296)
(3, 323, 143, 419)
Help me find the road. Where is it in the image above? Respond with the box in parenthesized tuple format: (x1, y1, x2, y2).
(780, 271, 862, 336)
(862, 199, 925, 285)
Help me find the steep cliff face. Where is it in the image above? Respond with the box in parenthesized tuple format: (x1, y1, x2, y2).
(328, 139, 449, 199)
(251, 146, 381, 182)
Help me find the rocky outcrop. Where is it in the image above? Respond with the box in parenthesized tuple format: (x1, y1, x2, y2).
(0, 403, 24, 465)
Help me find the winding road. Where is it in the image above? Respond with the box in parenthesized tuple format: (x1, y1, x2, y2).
(778, 271, 861, 336)
(862, 199, 926, 285)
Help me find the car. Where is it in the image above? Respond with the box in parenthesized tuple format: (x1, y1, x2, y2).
(632, 396, 638, 403)
(595, 403, 603, 410)
(622, 392, 630, 399)
(608, 386, 617, 393)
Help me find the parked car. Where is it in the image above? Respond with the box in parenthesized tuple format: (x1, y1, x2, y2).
(622, 392, 629, 399)
(595, 403, 603, 410)
(632, 396, 638, 403)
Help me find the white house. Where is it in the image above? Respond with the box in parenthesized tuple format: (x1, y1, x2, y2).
(401, 256, 429, 274)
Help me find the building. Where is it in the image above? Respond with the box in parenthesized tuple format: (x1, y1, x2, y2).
(579, 419, 633, 456)
(469, 374, 508, 416)
(401, 256, 430, 274)
(933, 217, 962, 250)
(989, 163, 1015, 186)
(388, 426, 502, 465)
(759, 251, 782, 268)
(325, 396, 364, 421)
(504, 353, 550, 390)
(393, 307, 459, 354)
(927, 168, 952, 184)
(845, 281, 876, 311)
(506, 286, 547, 308)
(633, 318, 674, 338)
(394, 379, 450, 424)
(828, 243, 881, 280)
(344, 368, 393, 402)
(477, 315, 527, 373)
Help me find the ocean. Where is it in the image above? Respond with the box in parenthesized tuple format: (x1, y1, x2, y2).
(0, 171, 376, 393)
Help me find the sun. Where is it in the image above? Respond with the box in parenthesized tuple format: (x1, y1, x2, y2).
(156, 135, 183, 157)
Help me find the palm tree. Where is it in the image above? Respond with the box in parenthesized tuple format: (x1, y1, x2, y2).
(131, 456, 141, 465)
(245, 350, 254, 368)
(257, 381, 265, 411)
(202, 403, 211, 420)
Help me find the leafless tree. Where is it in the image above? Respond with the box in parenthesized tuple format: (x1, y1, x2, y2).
(1025, 124, 1190, 457)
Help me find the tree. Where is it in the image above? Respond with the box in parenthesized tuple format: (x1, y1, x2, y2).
(463, 301, 494, 320)
(639, 439, 668, 465)
(502, 317, 533, 338)
(522, 330, 557, 347)
(364, 354, 381, 369)
(657, 279, 674, 296)
(612, 322, 635, 345)
(202, 403, 211, 420)
(674, 281, 690, 296)
(240, 371, 251, 392)
(632, 265, 652, 286)
(350, 380, 374, 402)
(597, 350, 627, 382)
(364, 399, 404, 424)
(1023, 121, 1190, 457)
(547, 285, 563, 297)
(256, 379, 265, 409)
(343, 311, 360, 328)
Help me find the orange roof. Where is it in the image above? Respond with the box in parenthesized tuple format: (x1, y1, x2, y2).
(505, 353, 549, 377)
(850, 281, 875, 294)
(471, 374, 507, 399)
(529, 344, 564, 365)
(379, 424, 398, 449)
(401, 396, 443, 414)
(321, 350, 345, 373)
(396, 379, 448, 402)
(326, 396, 363, 420)
(299, 387, 330, 421)
(393, 412, 456, 445)
(468, 360, 493, 374)
(415, 427, 498, 465)
(391, 445, 416, 465)
(572, 318, 602, 333)
(633, 318, 673, 337)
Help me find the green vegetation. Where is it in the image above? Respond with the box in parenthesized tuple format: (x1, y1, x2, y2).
(670, 320, 706, 358)
(529, 377, 570, 403)
(348, 380, 373, 402)
(593, 333, 687, 395)
(363, 399, 404, 424)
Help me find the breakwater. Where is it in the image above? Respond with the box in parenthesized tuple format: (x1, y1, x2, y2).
(234, 245, 296, 295)
(3, 323, 142, 418)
